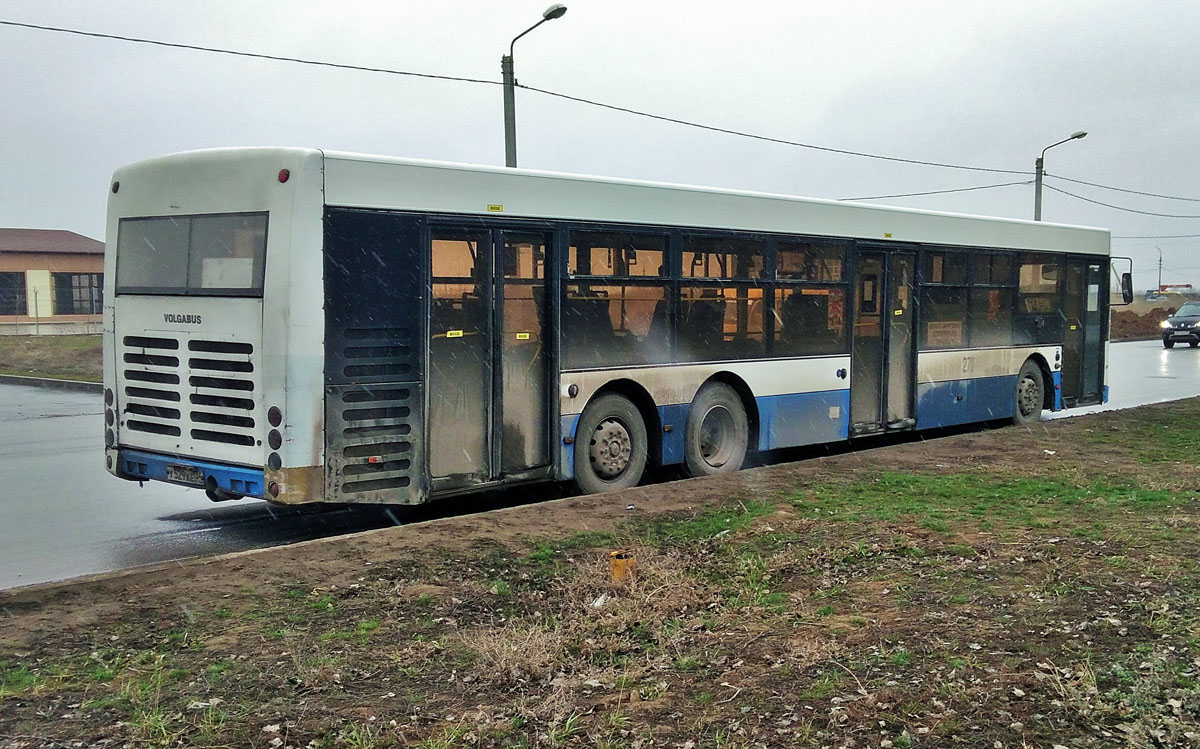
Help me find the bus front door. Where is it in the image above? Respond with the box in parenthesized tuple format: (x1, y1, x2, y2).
(428, 229, 551, 492)
(1060, 258, 1105, 406)
(850, 250, 916, 434)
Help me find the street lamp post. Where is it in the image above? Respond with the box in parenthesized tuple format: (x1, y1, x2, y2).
(1034, 130, 1087, 221)
(502, 4, 567, 168)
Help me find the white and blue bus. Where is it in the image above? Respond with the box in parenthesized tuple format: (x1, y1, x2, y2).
(102, 148, 1131, 504)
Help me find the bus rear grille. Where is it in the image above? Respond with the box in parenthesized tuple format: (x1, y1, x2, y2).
(326, 383, 422, 502)
(119, 335, 258, 451)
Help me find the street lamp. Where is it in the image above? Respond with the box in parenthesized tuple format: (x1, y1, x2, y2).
(502, 4, 567, 168)
(1034, 130, 1087, 221)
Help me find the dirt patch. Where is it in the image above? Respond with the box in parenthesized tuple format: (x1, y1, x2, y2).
(0, 334, 101, 382)
(1111, 306, 1176, 341)
(3, 400, 1200, 747)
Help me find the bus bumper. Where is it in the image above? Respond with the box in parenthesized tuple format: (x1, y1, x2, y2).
(117, 448, 265, 498)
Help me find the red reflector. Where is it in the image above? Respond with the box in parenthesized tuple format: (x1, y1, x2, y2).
(268, 481, 279, 498)
(278, 168, 290, 183)
(367, 456, 382, 464)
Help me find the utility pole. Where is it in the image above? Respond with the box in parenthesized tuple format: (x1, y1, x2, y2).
(501, 4, 567, 168)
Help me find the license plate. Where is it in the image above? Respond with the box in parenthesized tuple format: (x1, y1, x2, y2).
(166, 464, 205, 486)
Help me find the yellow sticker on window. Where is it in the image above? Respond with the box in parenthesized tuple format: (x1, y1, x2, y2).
(516, 332, 531, 340)
(487, 204, 503, 212)
(894, 309, 903, 316)
(446, 330, 463, 338)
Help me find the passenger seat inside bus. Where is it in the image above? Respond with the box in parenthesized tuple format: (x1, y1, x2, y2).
(683, 292, 726, 358)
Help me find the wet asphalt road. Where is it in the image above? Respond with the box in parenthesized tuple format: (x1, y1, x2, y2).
(0, 339, 1196, 590)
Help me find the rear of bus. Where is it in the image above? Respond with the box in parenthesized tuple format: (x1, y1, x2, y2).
(102, 148, 325, 503)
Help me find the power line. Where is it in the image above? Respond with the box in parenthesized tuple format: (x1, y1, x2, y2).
(2, 18, 1032, 176)
(516, 83, 1031, 175)
(839, 180, 1032, 201)
(1046, 172, 1200, 203)
(1042, 183, 1200, 219)
(0, 19, 498, 86)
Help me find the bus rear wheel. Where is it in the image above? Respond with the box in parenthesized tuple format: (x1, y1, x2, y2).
(573, 393, 648, 494)
(1013, 360, 1045, 425)
(684, 382, 749, 477)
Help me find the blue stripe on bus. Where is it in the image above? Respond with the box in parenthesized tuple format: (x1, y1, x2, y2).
(1052, 371, 1063, 411)
(559, 413, 581, 480)
(755, 390, 850, 452)
(916, 375, 1016, 430)
(118, 448, 265, 498)
(1102, 384, 1109, 405)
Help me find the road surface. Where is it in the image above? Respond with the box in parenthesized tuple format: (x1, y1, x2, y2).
(0, 339, 1195, 590)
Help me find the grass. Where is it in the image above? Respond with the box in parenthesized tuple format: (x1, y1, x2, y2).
(0, 333, 101, 381)
(5, 399, 1200, 746)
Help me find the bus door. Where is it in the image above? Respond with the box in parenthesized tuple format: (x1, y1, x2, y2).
(1060, 257, 1105, 406)
(427, 228, 551, 491)
(850, 249, 916, 434)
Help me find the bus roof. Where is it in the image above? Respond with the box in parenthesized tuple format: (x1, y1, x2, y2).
(118, 147, 1112, 256)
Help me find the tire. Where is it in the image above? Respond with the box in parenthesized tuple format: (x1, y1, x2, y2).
(572, 393, 648, 494)
(684, 382, 749, 477)
(1190, 341, 1199, 348)
(1164, 338, 1175, 349)
(1013, 359, 1045, 425)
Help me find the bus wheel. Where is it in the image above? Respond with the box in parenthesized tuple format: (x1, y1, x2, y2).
(1013, 360, 1044, 425)
(684, 382, 749, 477)
(573, 393, 648, 494)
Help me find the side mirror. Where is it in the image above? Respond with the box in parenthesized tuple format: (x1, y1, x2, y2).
(1120, 272, 1134, 305)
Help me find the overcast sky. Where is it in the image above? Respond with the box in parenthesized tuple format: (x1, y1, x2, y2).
(2, 0, 1198, 291)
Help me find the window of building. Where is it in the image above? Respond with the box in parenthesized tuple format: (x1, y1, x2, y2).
(52, 273, 103, 315)
(0, 272, 26, 316)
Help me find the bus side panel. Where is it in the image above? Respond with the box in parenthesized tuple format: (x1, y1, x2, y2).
(756, 389, 850, 451)
(323, 208, 427, 504)
(915, 375, 1015, 429)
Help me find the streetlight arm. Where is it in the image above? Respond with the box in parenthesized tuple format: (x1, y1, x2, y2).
(1040, 131, 1087, 160)
(509, 18, 549, 57)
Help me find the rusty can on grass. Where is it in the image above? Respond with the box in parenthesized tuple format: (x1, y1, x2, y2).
(609, 549, 637, 582)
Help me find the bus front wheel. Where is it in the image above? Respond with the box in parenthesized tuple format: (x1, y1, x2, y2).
(684, 382, 749, 477)
(1013, 360, 1045, 425)
(573, 393, 648, 494)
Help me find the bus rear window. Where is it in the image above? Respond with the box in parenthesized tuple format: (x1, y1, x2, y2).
(116, 213, 267, 295)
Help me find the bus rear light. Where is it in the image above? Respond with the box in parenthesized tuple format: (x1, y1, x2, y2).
(268, 453, 282, 471)
(268, 429, 282, 450)
(268, 481, 279, 498)
(268, 406, 282, 427)
(278, 169, 290, 183)
(105, 388, 114, 406)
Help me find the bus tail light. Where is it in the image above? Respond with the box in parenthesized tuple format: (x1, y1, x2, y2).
(268, 481, 279, 498)
(278, 169, 290, 183)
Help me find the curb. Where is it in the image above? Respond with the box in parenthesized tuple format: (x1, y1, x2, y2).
(0, 374, 102, 393)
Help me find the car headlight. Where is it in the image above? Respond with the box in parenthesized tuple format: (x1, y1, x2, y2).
(1161, 320, 1173, 329)
(1192, 321, 1200, 328)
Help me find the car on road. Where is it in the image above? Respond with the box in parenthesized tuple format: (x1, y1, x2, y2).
(1161, 301, 1200, 348)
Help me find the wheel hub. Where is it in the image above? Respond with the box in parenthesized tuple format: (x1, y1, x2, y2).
(698, 406, 736, 468)
(590, 418, 632, 479)
(1017, 375, 1039, 416)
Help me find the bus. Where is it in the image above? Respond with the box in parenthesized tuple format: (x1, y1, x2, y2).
(102, 148, 1132, 505)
